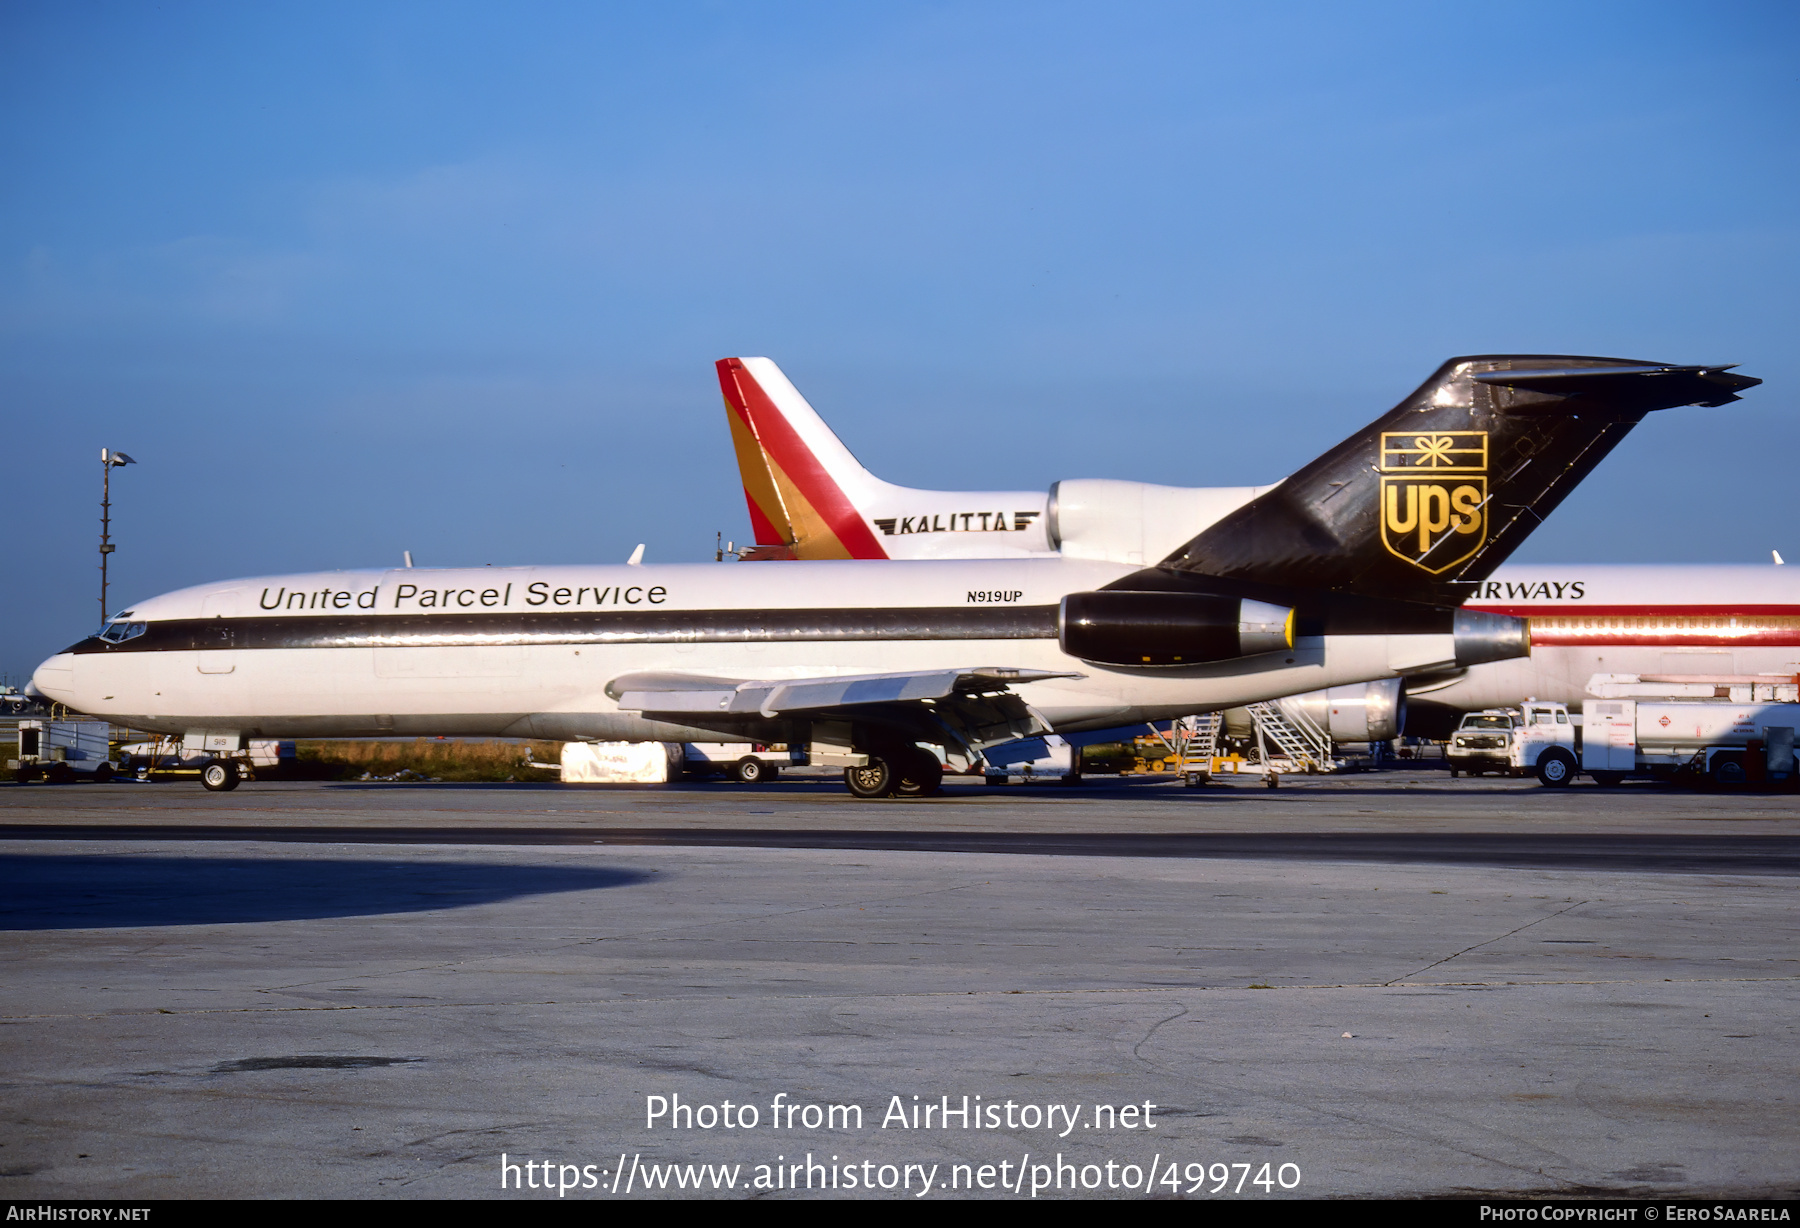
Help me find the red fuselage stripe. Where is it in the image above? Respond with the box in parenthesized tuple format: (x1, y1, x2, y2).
(1525, 632, 1800, 647)
(1466, 603, 1800, 648)
(1469, 604, 1800, 617)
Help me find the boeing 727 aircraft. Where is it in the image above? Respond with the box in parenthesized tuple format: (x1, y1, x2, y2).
(34, 355, 1756, 796)
(719, 356, 1792, 740)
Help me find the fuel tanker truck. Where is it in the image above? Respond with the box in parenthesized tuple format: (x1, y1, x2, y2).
(1581, 674, 1799, 788)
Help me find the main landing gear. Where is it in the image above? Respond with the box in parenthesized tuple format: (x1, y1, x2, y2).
(843, 747, 943, 799)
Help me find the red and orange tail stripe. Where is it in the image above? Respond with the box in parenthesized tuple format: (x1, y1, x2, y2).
(721, 376, 793, 550)
(715, 358, 889, 561)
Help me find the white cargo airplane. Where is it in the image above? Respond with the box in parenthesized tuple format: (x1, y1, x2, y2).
(34, 355, 1756, 796)
(717, 357, 1792, 741)
(1404, 564, 1800, 734)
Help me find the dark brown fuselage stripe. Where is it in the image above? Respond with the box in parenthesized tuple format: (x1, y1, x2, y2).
(69, 606, 1063, 655)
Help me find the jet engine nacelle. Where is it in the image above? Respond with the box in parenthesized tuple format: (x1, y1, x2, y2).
(1059, 591, 1294, 667)
(1219, 679, 1407, 743)
(1276, 679, 1408, 743)
(1046, 479, 1272, 566)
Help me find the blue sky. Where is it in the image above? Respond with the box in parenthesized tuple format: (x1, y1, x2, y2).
(3, 1, 1796, 681)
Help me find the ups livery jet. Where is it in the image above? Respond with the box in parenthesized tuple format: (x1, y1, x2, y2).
(721, 355, 1796, 737)
(36, 356, 1758, 796)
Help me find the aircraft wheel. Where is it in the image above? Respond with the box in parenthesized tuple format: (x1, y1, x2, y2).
(844, 759, 894, 799)
(984, 774, 1007, 787)
(892, 749, 943, 798)
(734, 757, 768, 785)
(200, 760, 241, 792)
(1591, 770, 1626, 788)
(1535, 748, 1576, 788)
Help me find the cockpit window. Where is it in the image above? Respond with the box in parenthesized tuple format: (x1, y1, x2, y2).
(96, 621, 147, 643)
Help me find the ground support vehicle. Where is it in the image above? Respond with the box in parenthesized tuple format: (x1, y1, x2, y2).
(680, 743, 803, 784)
(548, 741, 913, 790)
(121, 738, 292, 775)
(980, 734, 1081, 785)
(1446, 703, 1579, 785)
(8, 720, 117, 782)
(1447, 710, 1519, 776)
(1176, 704, 1336, 789)
(1582, 675, 1799, 788)
(117, 736, 294, 788)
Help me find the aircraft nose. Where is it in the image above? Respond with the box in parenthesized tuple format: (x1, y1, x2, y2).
(30, 653, 77, 706)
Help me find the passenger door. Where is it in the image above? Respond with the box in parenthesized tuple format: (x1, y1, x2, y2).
(196, 591, 238, 674)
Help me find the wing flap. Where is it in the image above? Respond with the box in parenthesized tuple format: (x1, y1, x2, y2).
(608, 666, 1081, 752)
(610, 666, 1078, 715)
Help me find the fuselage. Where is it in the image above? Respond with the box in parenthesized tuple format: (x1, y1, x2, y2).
(34, 557, 1484, 744)
(1437, 563, 1800, 709)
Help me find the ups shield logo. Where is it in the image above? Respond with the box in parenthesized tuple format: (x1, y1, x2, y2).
(1379, 431, 1488, 574)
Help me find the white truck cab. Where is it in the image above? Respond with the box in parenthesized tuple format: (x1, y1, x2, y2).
(1448, 702, 1580, 786)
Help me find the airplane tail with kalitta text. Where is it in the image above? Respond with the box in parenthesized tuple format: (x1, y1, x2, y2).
(1115, 355, 1760, 631)
(716, 357, 1055, 562)
(717, 357, 883, 560)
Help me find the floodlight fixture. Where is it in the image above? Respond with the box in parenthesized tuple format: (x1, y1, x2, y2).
(99, 448, 139, 622)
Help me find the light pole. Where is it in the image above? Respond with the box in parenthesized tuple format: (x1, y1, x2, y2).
(100, 448, 135, 624)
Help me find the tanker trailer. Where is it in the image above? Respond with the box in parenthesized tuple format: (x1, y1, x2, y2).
(1581, 674, 1799, 787)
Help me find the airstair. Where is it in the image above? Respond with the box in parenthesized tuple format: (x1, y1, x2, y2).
(1250, 699, 1338, 780)
(1172, 703, 1337, 787)
(1169, 713, 1222, 785)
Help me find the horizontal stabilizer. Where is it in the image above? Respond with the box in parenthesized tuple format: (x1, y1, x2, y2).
(1139, 354, 1761, 608)
(1473, 364, 1759, 411)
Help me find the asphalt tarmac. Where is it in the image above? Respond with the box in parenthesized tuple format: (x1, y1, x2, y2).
(2, 773, 1796, 1200)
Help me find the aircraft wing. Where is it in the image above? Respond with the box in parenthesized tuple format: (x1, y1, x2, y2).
(606, 666, 1081, 759)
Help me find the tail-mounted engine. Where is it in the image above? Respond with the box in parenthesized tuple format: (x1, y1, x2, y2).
(1060, 591, 1293, 667)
